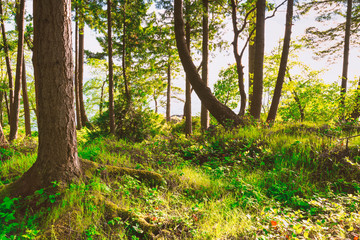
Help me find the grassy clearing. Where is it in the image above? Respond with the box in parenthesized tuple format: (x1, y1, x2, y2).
(1, 122, 360, 239)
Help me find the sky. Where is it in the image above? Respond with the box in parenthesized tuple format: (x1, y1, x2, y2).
(15, 0, 360, 116)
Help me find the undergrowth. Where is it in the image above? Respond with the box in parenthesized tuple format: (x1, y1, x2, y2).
(0, 122, 360, 239)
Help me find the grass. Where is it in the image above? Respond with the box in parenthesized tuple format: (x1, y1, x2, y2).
(1, 122, 360, 239)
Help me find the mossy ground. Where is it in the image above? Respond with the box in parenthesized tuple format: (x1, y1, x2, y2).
(1, 121, 360, 239)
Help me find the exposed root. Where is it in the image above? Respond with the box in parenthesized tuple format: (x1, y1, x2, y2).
(80, 158, 164, 186)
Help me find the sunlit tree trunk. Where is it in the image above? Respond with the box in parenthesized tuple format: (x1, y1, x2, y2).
(166, 58, 171, 122)
(107, 0, 115, 134)
(22, 56, 31, 136)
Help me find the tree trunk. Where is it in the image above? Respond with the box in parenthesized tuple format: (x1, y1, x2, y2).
(9, 0, 82, 197)
(166, 59, 171, 122)
(0, 123, 8, 147)
(9, 0, 25, 141)
(185, 17, 192, 136)
(22, 55, 31, 136)
(200, 0, 209, 130)
(248, 9, 256, 108)
(174, 0, 243, 127)
(108, 0, 115, 134)
(78, 16, 90, 128)
(249, 0, 265, 120)
(267, 0, 294, 122)
(74, 9, 82, 130)
(0, 1, 14, 120)
(230, 0, 247, 117)
(339, 0, 352, 117)
(123, 1, 131, 104)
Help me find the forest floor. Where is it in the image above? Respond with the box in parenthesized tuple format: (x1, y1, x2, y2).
(1, 121, 360, 239)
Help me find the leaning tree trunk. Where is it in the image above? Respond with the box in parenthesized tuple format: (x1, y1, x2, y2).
(22, 55, 31, 136)
(8, 0, 82, 197)
(267, 0, 294, 122)
(78, 18, 90, 128)
(107, 0, 115, 134)
(174, 0, 243, 127)
(339, 0, 352, 118)
(9, 0, 25, 141)
(249, 0, 265, 120)
(200, 0, 209, 130)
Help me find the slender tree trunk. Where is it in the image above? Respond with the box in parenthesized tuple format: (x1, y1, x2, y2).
(22, 55, 31, 136)
(185, 19, 192, 136)
(100, 80, 106, 116)
(166, 59, 171, 122)
(249, 0, 265, 120)
(74, 9, 82, 130)
(230, 0, 247, 117)
(339, 0, 352, 118)
(200, 0, 209, 129)
(267, 0, 294, 122)
(0, 1, 14, 117)
(108, 0, 115, 134)
(0, 123, 8, 147)
(9, 0, 25, 141)
(122, 1, 131, 104)
(174, 0, 244, 127)
(9, 0, 81, 197)
(78, 18, 90, 128)
(248, 9, 256, 108)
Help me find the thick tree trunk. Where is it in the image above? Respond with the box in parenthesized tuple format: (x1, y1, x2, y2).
(74, 10, 82, 130)
(339, 0, 352, 117)
(249, 0, 265, 120)
(166, 60, 171, 122)
(108, 0, 115, 134)
(185, 19, 192, 136)
(230, 0, 247, 117)
(78, 19, 90, 128)
(9, 0, 82, 197)
(9, 0, 25, 141)
(22, 56, 31, 136)
(267, 0, 293, 122)
(200, 0, 209, 130)
(0, 1, 14, 120)
(174, 0, 243, 127)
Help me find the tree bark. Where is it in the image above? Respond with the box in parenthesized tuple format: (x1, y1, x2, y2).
(107, 0, 115, 134)
(230, 0, 247, 117)
(74, 8, 82, 130)
(200, 0, 209, 130)
(249, 0, 265, 120)
(267, 0, 294, 122)
(9, 0, 82, 197)
(9, 0, 25, 141)
(339, 0, 352, 117)
(0, 1, 14, 120)
(78, 16, 90, 128)
(22, 55, 31, 136)
(0, 123, 7, 147)
(185, 18, 192, 136)
(122, 1, 131, 104)
(248, 8, 256, 109)
(174, 0, 243, 127)
(166, 59, 171, 122)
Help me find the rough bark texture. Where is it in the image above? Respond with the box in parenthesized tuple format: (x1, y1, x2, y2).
(174, 0, 243, 127)
(74, 11, 82, 130)
(0, 1, 14, 114)
(249, 0, 265, 120)
(267, 0, 293, 122)
(8, 0, 82, 197)
(339, 0, 352, 115)
(78, 20, 90, 128)
(166, 60, 171, 122)
(185, 19, 192, 136)
(200, 0, 209, 130)
(230, 0, 247, 117)
(9, 0, 25, 141)
(108, 0, 115, 134)
(21, 56, 31, 136)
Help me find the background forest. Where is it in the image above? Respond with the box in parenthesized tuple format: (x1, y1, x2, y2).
(0, 0, 360, 239)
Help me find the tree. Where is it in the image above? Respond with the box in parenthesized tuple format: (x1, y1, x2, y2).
(22, 55, 31, 136)
(107, 0, 115, 134)
(0, 123, 7, 147)
(267, 0, 294, 122)
(174, 0, 243, 127)
(249, 0, 265, 120)
(200, 0, 209, 130)
(8, 0, 81, 196)
(9, 0, 25, 141)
